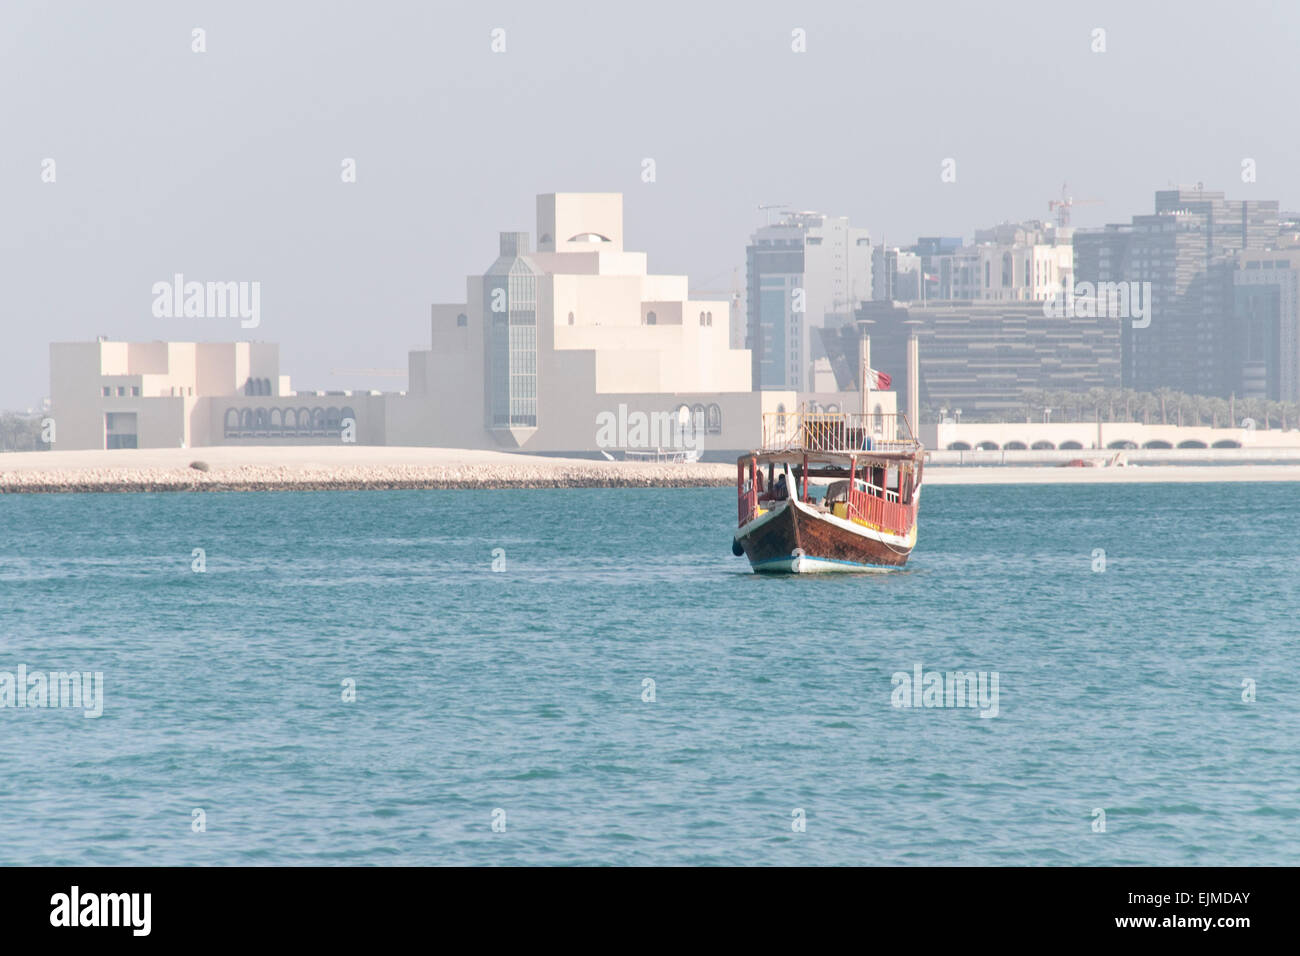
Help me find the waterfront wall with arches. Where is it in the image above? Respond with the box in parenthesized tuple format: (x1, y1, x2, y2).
(921, 421, 1300, 456)
(209, 394, 387, 445)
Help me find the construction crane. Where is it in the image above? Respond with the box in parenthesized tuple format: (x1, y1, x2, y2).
(689, 266, 743, 324)
(757, 202, 790, 225)
(1048, 182, 1104, 228)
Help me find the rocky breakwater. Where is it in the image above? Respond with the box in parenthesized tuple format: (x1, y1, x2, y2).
(0, 460, 737, 493)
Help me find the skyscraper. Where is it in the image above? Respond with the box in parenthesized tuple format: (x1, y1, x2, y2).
(746, 212, 872, 390)
(1232, 248, 1300, 401)
(1075, 187, 1281, 395)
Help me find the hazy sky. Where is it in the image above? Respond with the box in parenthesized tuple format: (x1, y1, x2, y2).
(3, 0, 1298, 409)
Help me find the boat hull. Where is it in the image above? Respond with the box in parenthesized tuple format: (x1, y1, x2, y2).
(735, 498, 914, 573)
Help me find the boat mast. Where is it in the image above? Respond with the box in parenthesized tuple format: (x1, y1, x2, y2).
(859, 319, 872, 419)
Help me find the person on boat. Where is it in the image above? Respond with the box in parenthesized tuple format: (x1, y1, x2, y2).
(770, 472, 789, 500)
(758, 470, 787, 503)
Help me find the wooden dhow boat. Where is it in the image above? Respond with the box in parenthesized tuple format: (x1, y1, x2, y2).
(731, 409, 925, 573)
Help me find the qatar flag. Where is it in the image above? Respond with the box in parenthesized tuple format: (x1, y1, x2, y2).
(868, 367, 892, 389)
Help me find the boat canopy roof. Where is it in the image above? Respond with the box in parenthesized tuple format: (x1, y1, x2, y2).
(739, 448, 922, 468)
(741, 409, 924, 468)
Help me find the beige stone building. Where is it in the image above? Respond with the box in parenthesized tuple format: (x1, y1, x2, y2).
(49, 340, 284, 449)
(47, 194, 896, 455)
(387, 192, 820, 456)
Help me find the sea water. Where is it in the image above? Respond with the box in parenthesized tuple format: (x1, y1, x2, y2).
(0, 483, 1296, 865)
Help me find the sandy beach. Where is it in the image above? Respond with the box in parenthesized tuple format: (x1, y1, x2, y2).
(3, 445, 1300, 492)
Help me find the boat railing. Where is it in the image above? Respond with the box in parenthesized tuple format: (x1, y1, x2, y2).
(739, 460, 915, 534)
(737, 460, 759, 525)
(847, 483, 914, 536)
(762, 411, 921, 455)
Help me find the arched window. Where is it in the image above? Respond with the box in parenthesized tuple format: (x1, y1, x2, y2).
(311, 408, 327, 434)
(706, 403, 722, 435)
(567, 312, 575, 325)
(269, 408, 283, 435)
(1002, 252, 1013, 287)
(283, 408, 297, 432)
(325, 407, 342, 433)
(240, 408, 254, 433)
(776, 403, 787, 428)
(691, 403, 706, 435)
(646, 311, 657, 325)
(298, 408, 312, 435)
(254, 408, 269, 434)
(244, 378, 254, 396)
(224, 408, 239, 437)
(699, 311, 706, 326)
(873, 402, 884, 433)
(706, 311, 713, 326)
(457, 313, 468, 327)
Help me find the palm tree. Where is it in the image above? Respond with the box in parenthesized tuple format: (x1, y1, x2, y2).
(1085, 387, 1106, 423)
(1270, 400, 1286, 432)
(1022, 388, 1046, 423)
(1156, 388, 1171, 425)
(1209, 396, 1229, 429)
(1046, 390, 1067, 422)
(1241, 397, 1264, 430)
(1193, 394, 1211, 427)
(1145, 391, 1159, 425)
(0, 412, 41, 452)
(1122, 388, 1137, 422)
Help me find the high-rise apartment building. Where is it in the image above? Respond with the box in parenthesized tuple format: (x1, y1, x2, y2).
(746, 212, 872, 390)
(1075, 187, 1281, 395)
(1232, 249, 1300, 401)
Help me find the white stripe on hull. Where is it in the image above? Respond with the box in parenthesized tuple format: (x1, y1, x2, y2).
(753, 554, 898, 574)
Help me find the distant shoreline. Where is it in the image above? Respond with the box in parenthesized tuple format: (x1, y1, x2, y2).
(0, 474, 730, 494)
(4, 446, 1300, 493)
